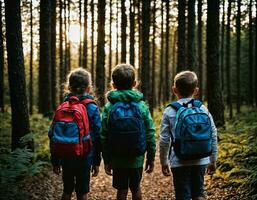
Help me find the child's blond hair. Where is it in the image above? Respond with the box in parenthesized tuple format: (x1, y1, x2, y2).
(174, 71, 198, 98)
(65, 68, 92, 95)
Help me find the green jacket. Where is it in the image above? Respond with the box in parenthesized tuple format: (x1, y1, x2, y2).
(100, 90, 156, 168)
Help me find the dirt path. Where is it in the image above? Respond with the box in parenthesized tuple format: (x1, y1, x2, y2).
(23, 148, 237, 200)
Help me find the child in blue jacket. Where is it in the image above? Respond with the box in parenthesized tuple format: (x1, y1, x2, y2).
(51, 68, 101, 200)
(159, 71, 218, 200)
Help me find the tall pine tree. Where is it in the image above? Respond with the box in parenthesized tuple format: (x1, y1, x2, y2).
(5, 0, 31, 149)
(206, 0, 224, 127)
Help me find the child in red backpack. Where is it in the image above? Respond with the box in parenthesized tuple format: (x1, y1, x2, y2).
(49, 68, 101, 200)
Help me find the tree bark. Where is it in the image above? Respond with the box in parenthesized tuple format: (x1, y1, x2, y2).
(164, 0, 170, 102)
(95, 0, 106, 106)
(115, 0, 119, 65)
(59, 0, 64, 102)
(108, 0, 112, 85)
(158, 1, 164, 106)
(198, 0, 203, 100)
(82, 0, 88, 69)
(129, 0, 135, 67)
(187, 0, 196, 71)
(249, 0, 253, 106)
(236, 0, 241, 113)
(67, 0, 71, 72)
(177, 0, 186, 72)
(51, 0, 57, 109)
(220, 0, 225, 91)
(149, 0, 156, 115)
(5, 0, 31, 149)
(255, 0, 257, 106)
(121, 0, 127, 63)
(29, 0, 33, 114)
(0, 1, 4, 113)
(39, 0, 52, 115)
(78, 0, 82, 66)
(226, 0, 233, 119)
(140, 0, 150, 101)
(206, 0, 225, 127)
(91, 0, 95, 83)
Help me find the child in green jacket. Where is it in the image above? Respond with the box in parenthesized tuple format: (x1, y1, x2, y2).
(100, 64, 156, 200)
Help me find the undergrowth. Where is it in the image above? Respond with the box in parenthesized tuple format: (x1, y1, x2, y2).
(0, 111, 50, 199)
(214, 109, 257, 199)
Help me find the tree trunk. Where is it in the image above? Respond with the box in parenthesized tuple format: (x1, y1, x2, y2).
(255, 0, 257, 106)
(108, 0, 112, 85)
(78, 0, 82, 66)
(51, 0, 57, 109)
(67, 0, 71, 72)
(82, 0, 88, 69)
(63, 0, 67, 76)
(91, 0, 95, 83)
(39, 0, 52, 115)
(115, 0, 119, 65)
(226, 0, 232, 119)
(29, 0, 33, 114)
(206, 0, 225, 127)
(95, 0, 105, 106)
(172, 30, 177, 100)
(129, 0, 135, 67)
(140, 0, 150, 101)
(4, 0, 31, 149)
(187, 0, 196, 71)
(236, 0, 241, 113)
(137, 0, 141, 72)
(198, 0, 203, 100)
(59, 0, 64, 102)
(177, 0, 186, 72)
(164, 0, 170, 102)
(158, 1, 164, 106)
(220, 0, 225, 91)
(0, 1, 3, 113)
(149, 0, 156, 115)
(121, 0, 127, 63)
(249, 0, 253, 106)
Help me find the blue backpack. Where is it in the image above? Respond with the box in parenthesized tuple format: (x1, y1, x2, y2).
(168, 99, 212, 160)
(108, 102, 146, 157)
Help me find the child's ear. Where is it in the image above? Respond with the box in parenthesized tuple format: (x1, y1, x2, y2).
(133, 80, 137, 88)
(172, 86, 177, 95)
(193, 87, 199, 97)
(112, 82, 117, 89)
(85, 86, 91, 93)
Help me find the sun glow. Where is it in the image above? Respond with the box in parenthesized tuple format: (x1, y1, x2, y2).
(69, 24, 81, 43)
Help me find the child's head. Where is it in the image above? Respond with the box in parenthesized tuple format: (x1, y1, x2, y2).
(173, 71, 199, 98)
(66, 68, 91, 95)
(112, 64, 136, 90)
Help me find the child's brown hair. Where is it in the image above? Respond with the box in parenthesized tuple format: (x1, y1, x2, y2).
(66, 68, 91, 95)
(174, 71, 198, 98)
(112, 64, 136, 90)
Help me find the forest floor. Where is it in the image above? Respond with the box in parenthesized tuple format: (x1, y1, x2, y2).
(22, 146, 240, 200)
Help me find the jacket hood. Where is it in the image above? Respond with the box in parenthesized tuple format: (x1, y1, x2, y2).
(107, 90, 143, 104)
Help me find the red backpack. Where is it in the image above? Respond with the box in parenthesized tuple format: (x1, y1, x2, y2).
(48, 96, 95, 160)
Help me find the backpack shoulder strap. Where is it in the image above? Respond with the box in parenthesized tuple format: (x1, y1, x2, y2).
(192, 99, 203, 108)
(166, 102, 182, 111)
(80, 98, 97, 106)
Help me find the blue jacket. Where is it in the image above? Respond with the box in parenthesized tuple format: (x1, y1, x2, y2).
(159, 98, 218, 168)
(51, 93, 101, 168)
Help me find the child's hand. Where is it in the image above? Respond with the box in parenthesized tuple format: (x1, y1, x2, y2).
(91, 165, 99, 177)
(145, 160, 154, 173)
(206, 162, 216, 175)
(53, 166, 61, 175)
(104, 164, 112, 176)
(161, 165, 171, 176)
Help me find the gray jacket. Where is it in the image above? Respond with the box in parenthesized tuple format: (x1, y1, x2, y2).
(159, 98, 218, 168)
